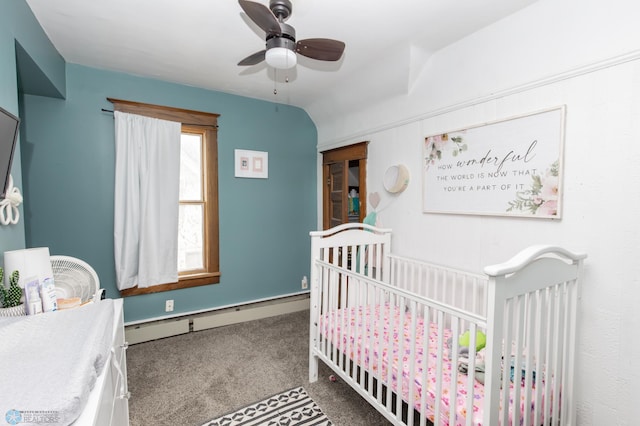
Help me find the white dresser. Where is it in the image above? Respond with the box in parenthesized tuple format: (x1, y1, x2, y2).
(74, 298, 129, 425)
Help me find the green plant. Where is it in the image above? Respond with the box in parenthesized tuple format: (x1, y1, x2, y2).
(0, 268, 22, 308)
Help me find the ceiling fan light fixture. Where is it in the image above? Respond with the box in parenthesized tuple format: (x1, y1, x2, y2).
(265, 47, 297, 69)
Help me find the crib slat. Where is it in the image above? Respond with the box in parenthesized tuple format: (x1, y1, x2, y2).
(522, 292, 535, 426)
(533, 288, 544, 425)
(550, 283, 563, 425)
(323, 265, 331, 358)
(376, 293, 385, 409)
(500, 299, 513, 426)
(366, 244, 373, 279)
(367, 283, 377, 400)
(542, 286, 554, 426)
(564, 278, 579, 425)
(349, 275, 357, 379)
(357, 281, 366, 390)
(462, 321, 474, 426)
(336, 268, 344, 369)
(512, 294, 525, 426)
(385, 299, 395, 414)
(449, 319, 460, 424)
(559, 282, 570, 425)
(433, 311, 445, 424)
(419, 306, 430, 426)
(395, 297, 406, 422)
(321, 265, 329, 356)
(407, 299, 417, 426)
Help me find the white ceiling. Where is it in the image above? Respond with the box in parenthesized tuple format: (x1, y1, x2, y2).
(24, 0, 539, 111)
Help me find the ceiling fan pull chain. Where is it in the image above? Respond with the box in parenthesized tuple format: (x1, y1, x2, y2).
(273, 69, 278, 95)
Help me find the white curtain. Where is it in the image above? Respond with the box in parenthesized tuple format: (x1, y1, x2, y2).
(113, 111, 181, 290)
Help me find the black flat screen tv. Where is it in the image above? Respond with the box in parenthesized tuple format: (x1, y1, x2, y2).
(0, 106, 20, 200)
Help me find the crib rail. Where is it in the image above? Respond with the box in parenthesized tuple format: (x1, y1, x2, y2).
(388, 254, 489, 322)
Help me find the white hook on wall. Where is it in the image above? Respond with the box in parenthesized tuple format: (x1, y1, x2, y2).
(0, 175, 22, 225)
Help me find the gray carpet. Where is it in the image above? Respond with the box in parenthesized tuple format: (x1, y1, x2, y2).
(126, 309, 391, 426)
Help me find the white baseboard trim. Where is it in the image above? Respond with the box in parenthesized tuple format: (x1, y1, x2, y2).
(192, 297, 309, 331)
(125, 294, 309, 345)
(125, 318, 191, 345)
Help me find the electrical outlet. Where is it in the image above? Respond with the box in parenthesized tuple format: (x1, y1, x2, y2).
(165, 299, 174, 312)
(301, 276, 308, 289)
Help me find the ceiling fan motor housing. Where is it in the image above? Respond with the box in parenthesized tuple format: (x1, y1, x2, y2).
(266, 22, 296, 52)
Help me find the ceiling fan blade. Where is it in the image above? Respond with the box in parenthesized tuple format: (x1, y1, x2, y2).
(238, 0, 281, 36)
(296, 38, 345, 61)
(238, 50, 266, 66)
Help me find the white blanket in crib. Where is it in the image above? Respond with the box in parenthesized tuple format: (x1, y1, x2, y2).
(0, 299, 114, 426)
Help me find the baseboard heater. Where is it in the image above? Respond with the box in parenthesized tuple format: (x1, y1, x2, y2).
(125, 294, 310, 345)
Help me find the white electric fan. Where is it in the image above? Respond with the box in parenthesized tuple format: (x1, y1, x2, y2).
(49, 255, 104, 304)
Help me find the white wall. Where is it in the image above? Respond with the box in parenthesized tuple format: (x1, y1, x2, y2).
(313, 0, 640, 423)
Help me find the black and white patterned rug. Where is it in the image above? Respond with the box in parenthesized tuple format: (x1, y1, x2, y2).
(201, 387, 332, 426)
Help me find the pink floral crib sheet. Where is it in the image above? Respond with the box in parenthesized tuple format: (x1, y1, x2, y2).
(319, 303, 548, 426)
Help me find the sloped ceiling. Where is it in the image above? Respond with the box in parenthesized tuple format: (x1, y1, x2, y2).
(24, 0, 539, 116)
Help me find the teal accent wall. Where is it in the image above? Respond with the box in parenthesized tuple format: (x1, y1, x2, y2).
(22, 64, 317, 322)
(0, 2, 66, 98)
(0, 27, 24, 259)
(0, 0, 66, 262)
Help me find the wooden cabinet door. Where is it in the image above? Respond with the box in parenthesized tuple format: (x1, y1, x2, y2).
(328, 161, 346, 229)
(322, 142, 368, 230)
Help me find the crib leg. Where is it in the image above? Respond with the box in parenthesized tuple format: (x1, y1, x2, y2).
(309, 354, 319, 383)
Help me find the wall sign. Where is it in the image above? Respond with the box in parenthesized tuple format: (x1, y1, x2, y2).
(423, 106, 565, 218)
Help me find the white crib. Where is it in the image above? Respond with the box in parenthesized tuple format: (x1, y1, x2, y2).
(308, 223, 586, 426)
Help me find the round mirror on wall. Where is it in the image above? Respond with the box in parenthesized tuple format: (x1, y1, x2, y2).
(383, 164, 410, 194)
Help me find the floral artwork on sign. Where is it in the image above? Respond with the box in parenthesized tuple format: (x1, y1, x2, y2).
(425, 133, 468, 163)
(506, 160, 560, 216)
(423, 107, 565, 218)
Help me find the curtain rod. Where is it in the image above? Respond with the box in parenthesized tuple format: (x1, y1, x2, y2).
(101, 108, 218, 128)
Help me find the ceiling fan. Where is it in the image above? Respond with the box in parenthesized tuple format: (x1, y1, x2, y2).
(237, 0, 345, 70)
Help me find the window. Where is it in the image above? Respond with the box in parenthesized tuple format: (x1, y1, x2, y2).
(179, 131, 204, 272)
(176, 125, 220, 287)
(109, 98, 220, 296)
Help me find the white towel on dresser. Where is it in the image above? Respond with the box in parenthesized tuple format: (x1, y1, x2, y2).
(0, 299, 114, 426)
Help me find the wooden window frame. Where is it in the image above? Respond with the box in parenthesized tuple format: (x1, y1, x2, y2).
(109, 98, 220, 297)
